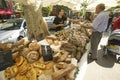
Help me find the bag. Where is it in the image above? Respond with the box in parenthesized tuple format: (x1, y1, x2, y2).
(0, 50, 14, 71)
(41, 45, 53, 61)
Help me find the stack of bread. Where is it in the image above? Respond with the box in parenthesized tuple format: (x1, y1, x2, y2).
(0, 38, 76, 80)
(55, 26, 91, 60)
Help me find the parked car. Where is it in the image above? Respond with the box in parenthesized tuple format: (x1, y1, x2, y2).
(43, 16, 56, 29)
(0, 18, 27, 43)
(0, 0, 13, 20)
(0, 8, 13, 19)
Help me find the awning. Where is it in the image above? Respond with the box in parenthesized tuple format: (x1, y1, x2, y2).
(42, 0, 119, 11)
(87, 0, 118, 12)
(42, 0, 78, 10)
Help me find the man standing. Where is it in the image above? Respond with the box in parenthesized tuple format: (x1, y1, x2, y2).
(81, 3, 109, 60)
(53, 9, 79, 32)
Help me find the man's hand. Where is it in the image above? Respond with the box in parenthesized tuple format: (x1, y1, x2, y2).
(80, 23, 93, 29)
(75, 19, 80, 23)
(68, 18, 80, 23)
(53, 23, 65, 28)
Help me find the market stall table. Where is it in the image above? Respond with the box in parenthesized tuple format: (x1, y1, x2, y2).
(0, 23, 91, 80)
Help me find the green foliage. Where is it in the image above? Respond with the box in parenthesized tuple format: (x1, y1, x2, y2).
(14, 3, 24, 15)
(0, 3, 2, 7)
(42, 5, 71, 16)
(74, 66, 80, 78)
(80, 0, 88, 19)
(106, 5, 120, 11)
(79, 9, 84, 16)
(42, 5, 53, 16)
(81, 1, 88, 8)
(53, 5, 71, 15)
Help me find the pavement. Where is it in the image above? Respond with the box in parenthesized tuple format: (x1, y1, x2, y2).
(83, 31, 120, 80)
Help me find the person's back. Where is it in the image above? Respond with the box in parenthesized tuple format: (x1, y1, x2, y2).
(106, 12, 114, 31)
(112, 16, 120, 30)
(92, 11, 109, 32)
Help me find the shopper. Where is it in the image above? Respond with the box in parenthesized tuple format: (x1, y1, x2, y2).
(85, 12, 94, 23)
(53, 9, 79, 32)
(106, 12, 114, 31)
(81, 3, 109, 60)
(112, 16, 120, 30)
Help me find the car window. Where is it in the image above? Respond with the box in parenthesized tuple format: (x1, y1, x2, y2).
(0, 20, 22, 30)
(23, 22, 27, 29)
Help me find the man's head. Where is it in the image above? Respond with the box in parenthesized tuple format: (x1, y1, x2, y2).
(95, 3, 105, 14)
(58, 9, 65, 16)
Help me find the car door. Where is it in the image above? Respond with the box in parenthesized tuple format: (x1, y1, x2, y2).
(22, 20, 27, 37)
(19, 20, 27, 37)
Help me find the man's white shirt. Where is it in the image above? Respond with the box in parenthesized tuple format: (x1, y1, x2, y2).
(92, 11, 109, 32)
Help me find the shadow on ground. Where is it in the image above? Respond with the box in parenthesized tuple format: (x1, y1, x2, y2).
(88, 49, 116, 68)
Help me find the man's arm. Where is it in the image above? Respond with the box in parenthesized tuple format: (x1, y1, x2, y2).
(67, 17, 80, 23)
(81, 14, 103, 30)
(81, 23, 93, 29)
(53, 23, 65, 28)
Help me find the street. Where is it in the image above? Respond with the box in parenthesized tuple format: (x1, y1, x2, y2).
(83, 32, 120, 80)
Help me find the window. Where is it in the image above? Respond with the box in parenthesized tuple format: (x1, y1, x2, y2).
(23, 22, 27, 29)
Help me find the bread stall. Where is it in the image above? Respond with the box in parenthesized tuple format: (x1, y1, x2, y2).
(0, 24, 91, 80)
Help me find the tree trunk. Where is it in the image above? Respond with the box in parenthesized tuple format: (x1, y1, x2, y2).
(12, 0, 50, 41)
(24, 4, 49, 41)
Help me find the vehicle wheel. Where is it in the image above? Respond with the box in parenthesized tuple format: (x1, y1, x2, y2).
(17, 36, 23, 41)
(117, 57, 120, 63)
